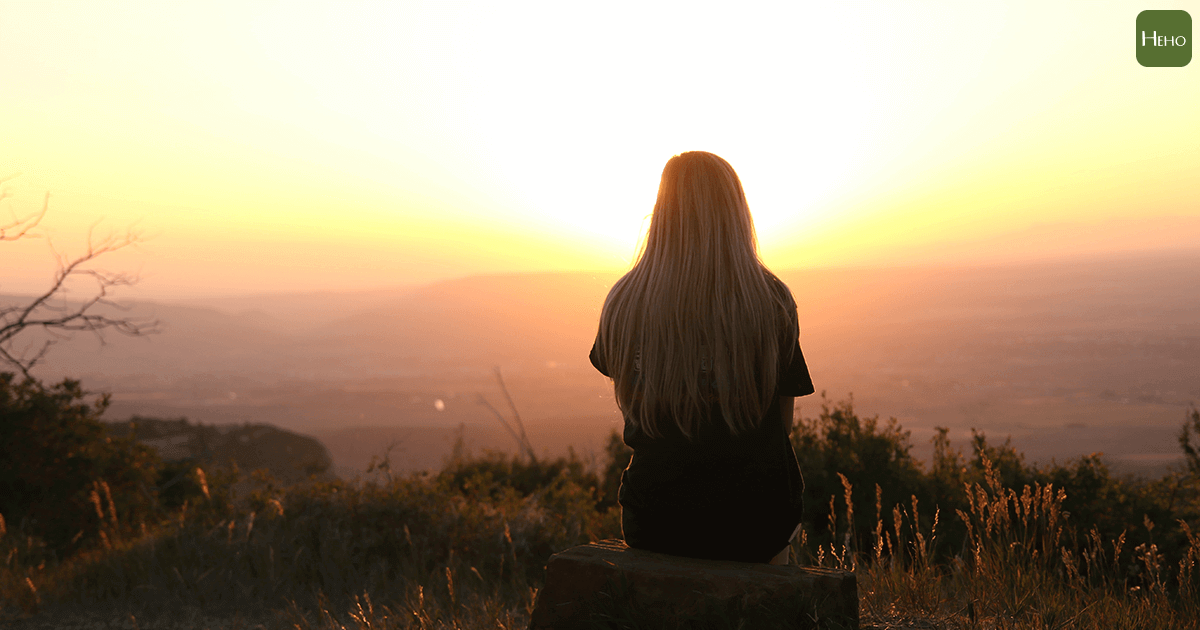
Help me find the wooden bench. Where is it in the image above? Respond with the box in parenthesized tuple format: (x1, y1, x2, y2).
(530, 539, 858, 629)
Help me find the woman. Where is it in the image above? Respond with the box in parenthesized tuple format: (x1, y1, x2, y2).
(589, 151, 814, 564)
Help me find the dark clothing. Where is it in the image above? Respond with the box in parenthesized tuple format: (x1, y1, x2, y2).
(589, 288, 814, 563)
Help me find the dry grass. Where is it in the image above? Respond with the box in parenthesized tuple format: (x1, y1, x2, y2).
(2, 467, 615, 629)
(4, 451, 1200, 629)
(836, 456, 1200, 629)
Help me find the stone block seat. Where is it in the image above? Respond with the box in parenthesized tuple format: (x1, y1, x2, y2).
(529, 539, 858, 629)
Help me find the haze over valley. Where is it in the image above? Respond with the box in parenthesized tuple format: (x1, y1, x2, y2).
(11, 248, 1198, 479)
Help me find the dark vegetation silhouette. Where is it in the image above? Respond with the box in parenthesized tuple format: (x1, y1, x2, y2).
(4, 370, 1200, 627)
(0, 373, 160, 557)
(106, 416, 333, 485)
(0, 375, 333, 565)
(793, 394, 1200, 582)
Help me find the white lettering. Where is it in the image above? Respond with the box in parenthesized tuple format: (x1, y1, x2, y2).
(1140, 31, 1189, 47)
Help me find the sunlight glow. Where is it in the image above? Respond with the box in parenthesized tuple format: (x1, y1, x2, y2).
(2, 2, 1197, 296)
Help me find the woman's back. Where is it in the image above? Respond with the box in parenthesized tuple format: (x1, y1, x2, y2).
(591, 152, 815, 563)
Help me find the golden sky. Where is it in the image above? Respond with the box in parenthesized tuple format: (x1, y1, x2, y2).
(2, 1, 1197, 297)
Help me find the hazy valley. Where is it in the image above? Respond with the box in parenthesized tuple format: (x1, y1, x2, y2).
(12, 248, 1200, 479)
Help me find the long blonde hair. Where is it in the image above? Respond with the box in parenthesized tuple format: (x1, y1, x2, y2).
(597, 151, 796, 439)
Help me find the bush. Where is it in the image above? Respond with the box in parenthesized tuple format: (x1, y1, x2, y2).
(437, 445, 603, 505)
(5, 383, 1200, 628)
(0, 373, 161, 557)
(791, 393, 928, 549)
(789, 393, 1200, 580)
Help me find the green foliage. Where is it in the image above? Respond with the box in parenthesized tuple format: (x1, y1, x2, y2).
(3, 449, 619, 622)
(437, 445, 604, 505)
(0, 373, 160, 557)
(6, 383, 1200, 629)
(927, 426, 967, 516)
(968, 428, 1035, 490)
(791, 392, 1200, 591)
(857, 452, 1200, 629)
(791, 393, 927, 549)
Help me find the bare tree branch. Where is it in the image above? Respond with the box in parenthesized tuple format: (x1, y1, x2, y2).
(477, 394, 529, 459)
(494, 366, 534, 459)
(476, 367, 537, 463)
(0, 182, 159, 379)
(0, 176, 47, 242)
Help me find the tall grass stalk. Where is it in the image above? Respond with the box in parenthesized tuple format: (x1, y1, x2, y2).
(5, 438, 1200, 628)
(2, 466, 615, 629)
(834, 454, 1200, 629)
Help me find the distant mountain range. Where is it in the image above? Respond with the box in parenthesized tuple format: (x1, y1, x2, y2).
(5, 247, 1200, 478)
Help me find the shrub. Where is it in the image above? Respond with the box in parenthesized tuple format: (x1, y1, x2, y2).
(437, 446, 603, 505)
(791, 393, 928, 550)
(0, 373, 160, 557)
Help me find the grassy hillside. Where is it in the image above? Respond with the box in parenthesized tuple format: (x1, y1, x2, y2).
(4, 375, 1200, 628)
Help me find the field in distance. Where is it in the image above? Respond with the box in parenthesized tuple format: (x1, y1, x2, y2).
(14, 248, 1198, 479)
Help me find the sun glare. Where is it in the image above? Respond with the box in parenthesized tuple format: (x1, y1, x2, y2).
(377, 3, 908, 261)
(2, 3, 1198, 296)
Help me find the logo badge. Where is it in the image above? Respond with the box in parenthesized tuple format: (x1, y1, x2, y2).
(1137, 10, 1191, 67)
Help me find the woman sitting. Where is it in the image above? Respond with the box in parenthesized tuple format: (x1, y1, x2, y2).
(590, 151, 815, 564)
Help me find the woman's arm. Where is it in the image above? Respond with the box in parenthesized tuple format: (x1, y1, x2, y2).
(780, 396, 795, 436)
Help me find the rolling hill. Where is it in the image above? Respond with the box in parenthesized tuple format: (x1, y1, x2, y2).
(7, 248, 1199, 478)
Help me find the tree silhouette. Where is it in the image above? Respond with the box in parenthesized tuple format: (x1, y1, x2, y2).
(0, 372, 160, 554)
(1178, 405, 1200, 477)
(0, 177, 158, 378)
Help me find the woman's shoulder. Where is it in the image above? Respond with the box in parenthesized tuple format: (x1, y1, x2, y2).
(763, 270, 797, 309)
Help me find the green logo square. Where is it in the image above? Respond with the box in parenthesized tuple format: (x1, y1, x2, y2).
(1137, 10, 1191, 67)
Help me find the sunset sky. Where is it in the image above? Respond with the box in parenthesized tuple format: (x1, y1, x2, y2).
(2, 1, 1197, 298)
